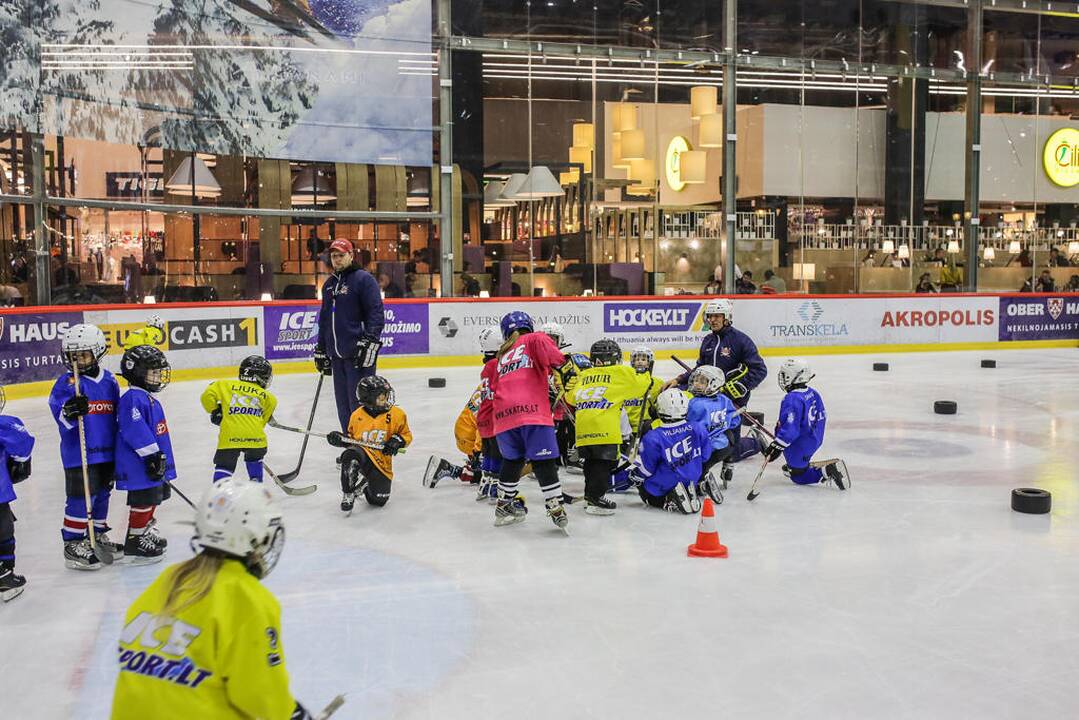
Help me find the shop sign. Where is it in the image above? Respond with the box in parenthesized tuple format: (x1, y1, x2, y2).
(0, 311, 83, 384)
(106, 172, 164, 198)
(999, 296, 1079, 341)
(665, 135, 691, 192)
(604, 301, 701, 333)
(1042, 128, 1079, 188)
(264, 303, 427, 360)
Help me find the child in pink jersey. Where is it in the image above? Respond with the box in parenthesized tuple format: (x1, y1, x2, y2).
(491, 311, 569, 533)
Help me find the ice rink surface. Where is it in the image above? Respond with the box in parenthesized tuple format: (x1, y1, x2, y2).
(2, 348, 1078, 719)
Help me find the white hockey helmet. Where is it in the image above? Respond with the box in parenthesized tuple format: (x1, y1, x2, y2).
(477, 326, 502, 355)
(194, 481, 285, 579)
(656, 388, 690, 423)
(630, 345, 654, 373)
(540, 321, 565, 348)
(777, 358, 815, 392)
(62, 324, 108, 369)
(688, 365, 725, 397)
(703, 298, 733, 321)
(146, 314, 165, 331)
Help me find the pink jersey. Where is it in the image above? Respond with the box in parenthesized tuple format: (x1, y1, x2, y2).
(492, 332, 565, 434)
(476, 358, 499, 439)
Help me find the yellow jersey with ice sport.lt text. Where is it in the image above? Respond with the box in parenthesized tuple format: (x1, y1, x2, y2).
(110, 559, 298, 720)
(347, 405, 413, 479)
(622, 372, 663, 433)
(200, 379, 278, 450)
(569, 365, 653, 447)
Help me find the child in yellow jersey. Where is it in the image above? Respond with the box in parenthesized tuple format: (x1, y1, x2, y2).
(568, 338, 652, 515)
(200, 356, 276, 484)
(111, 481, 314, 720)
(327, 375, 412, 514)
(121, 314, 166, 351)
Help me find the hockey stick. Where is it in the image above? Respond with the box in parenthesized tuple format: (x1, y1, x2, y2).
(268, 420, 407, 454)
(265, 465, 317, 496)
(317, 694, 346, 719)
(276, 374, 324, 483)
(168, 481, 197, 510)
(746, 456, 771, 502)
(612, 378, 658, 474)
(72, 361, 114, 565)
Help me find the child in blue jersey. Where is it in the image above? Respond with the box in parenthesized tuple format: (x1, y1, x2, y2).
(48, 324, 123, 571)
(0, 386, 35, 602)
(115, 345, 176, 564)
(686, 365, 741, 500)
(634, 389, 711, 513)
(761, 359, 848, 489)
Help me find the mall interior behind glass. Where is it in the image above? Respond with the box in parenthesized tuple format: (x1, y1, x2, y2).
(1, 0, 1078, 306)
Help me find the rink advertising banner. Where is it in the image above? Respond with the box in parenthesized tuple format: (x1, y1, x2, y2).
(428, 302, 598, 355)
(0, 312, 84, 384)
(998, 296, 1079, 341)
(263, 302, 429, 360)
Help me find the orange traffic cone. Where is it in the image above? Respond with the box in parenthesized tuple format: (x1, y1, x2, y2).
(687, 498, 728, 558)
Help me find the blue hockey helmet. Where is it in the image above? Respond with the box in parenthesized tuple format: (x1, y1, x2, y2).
(500, 311, 534, 340)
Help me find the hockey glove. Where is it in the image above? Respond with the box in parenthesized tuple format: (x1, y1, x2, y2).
(355, 336, 382, 369)
(313, 348, 332, 376)
(210, 406, 223, 426)
(144, 451, 167, 480)
(723, 379, 748, 400)
(326, 431, 348, 448)
(61, 395, 90, 420)
(383, 434, 406, 456)
(7, 457, 30, 483)
(290, 702, 313, 720)
(763, 440, 785, 463)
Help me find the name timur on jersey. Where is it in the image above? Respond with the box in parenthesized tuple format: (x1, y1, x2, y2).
(497, 344, 534, 375)
(118, 612, 213, 689)
(228, 394, 265, 417)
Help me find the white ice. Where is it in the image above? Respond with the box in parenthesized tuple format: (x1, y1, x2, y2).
(3, 349, 1078, 719)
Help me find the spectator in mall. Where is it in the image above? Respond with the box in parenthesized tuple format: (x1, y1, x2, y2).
(10, 254, 29, 283)
(939, 262, 963, 292)
(404, 273, 418, 298)
(761, 269, 787, 293)
(1049, 247, 1071, 267)
(52, 258, 78, 287)
(927, 247, 946, 265)
(861, 251, 877, 267)
(1015, 248, 1033, 267)
(1066, 274, 1079, 291)
(378, 272, 404, 298)
(703, 276, 722, 295)
(735, 270, 756, 294)
(460, 273, 480, 297)
(915, 273, 938, 293)
(1035, 269, 1056, 293)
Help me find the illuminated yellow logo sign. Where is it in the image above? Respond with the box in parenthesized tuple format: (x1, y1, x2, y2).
(1043, 128, 1079, 188)
(665, 136, 691, 192)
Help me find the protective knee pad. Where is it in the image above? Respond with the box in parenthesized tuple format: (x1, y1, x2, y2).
(531, 458, 561, 489)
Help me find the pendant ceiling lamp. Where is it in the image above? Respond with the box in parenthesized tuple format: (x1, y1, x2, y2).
(568, 145, 593, 174)
(690, 86, 718, 120)
(679, 150, 707, 184)
(484, 180, 517, 207)
(572, 122, 594, 149)
(627, 158, 655, 194)
(514, 166, 564, 199)
(165, 155, 221, 198)
(290, 166, 337, 204)
(621, 129, 646, 161)
(698, 113, 723, 148)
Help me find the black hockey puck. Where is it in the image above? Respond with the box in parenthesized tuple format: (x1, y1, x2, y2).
(873, 362, 889, 371)
(748, 411, 765, 426)
(981, 359, 996, 368)
(428, 378, 447, 388)
(933, 400, 958, 415)
(1011, 488, 1051, 515)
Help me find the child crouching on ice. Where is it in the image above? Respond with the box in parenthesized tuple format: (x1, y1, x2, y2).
(686, 365, 739, 502)
(327, 376, 412, 514)
(634, 389, 711, 513)
(761, 359, 848, 489)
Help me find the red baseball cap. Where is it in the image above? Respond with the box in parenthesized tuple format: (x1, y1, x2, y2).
(329, 239, 354, 254)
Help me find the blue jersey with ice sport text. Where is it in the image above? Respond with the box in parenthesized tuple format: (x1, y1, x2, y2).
(47, 368, 120, 469)
(0, 414, 34, 504)
(774, 386, 827, 449)
(115, 387, 176, 492)
(635, 420, 710, 497)
(687, 393, 741, 452)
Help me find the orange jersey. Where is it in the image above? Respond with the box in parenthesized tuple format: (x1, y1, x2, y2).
(454, 384, 483, 455)
(346, 405, 412, 479)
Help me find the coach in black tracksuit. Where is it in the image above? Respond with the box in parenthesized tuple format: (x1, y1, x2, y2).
(314, 239, 385, 432)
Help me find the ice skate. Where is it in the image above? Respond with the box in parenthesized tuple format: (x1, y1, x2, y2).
(699, 472, 724, 505)
(64, 538, 103, 571)
(340, 491, 356, 514)
(545, 497, 569, 535)
(96, 529, 126, 556)
(719, 462, 734, 490)
(476, 474, 499, 503)
(0, 562, 26, 602)
(143, 518, 168, 549)
(123, 532, 165, 565)
(494, 493, 527, 526)
(820, 459, 850, 490)
(662, 482, 696, 514)
(423, 456, 460, 488)
(584, 495, 616, 516)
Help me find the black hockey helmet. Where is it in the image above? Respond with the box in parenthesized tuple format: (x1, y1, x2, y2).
(589, 338, 622, 367)
(239, 355, 273, 388)
(356, 375, 395, 414)
(121, 345, 171, 393)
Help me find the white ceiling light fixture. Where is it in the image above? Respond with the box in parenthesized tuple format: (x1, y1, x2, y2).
(514, 166, 564, 199)
(165, 155, 221, 198)
(947, 240, 960, 254)
(881, 240, 895, 254)
(621, 129, 646, 161)
(572, 122, 594, 149)
(897, 244, 910, 259)
(290, 166, 336, 205)
(983, 246, 996, 261)
(484, 180, 517, 207)
(698, 113, 723, 148)
(679, 150, 707, 185)
(1008, 240, 1022, 254)
(618, 104, 639, 133)
(568, 145, 592, 174)
(500, 173, 529, 201)
(690, 85, 718, 120)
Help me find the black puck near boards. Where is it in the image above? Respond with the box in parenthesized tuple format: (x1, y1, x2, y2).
(873, 362, 889, 371)
(933, 400, 958, 415)
(1011, 488, 1051, 515)
(981, 359, 997, 368)
(428, 378, 447, 388)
